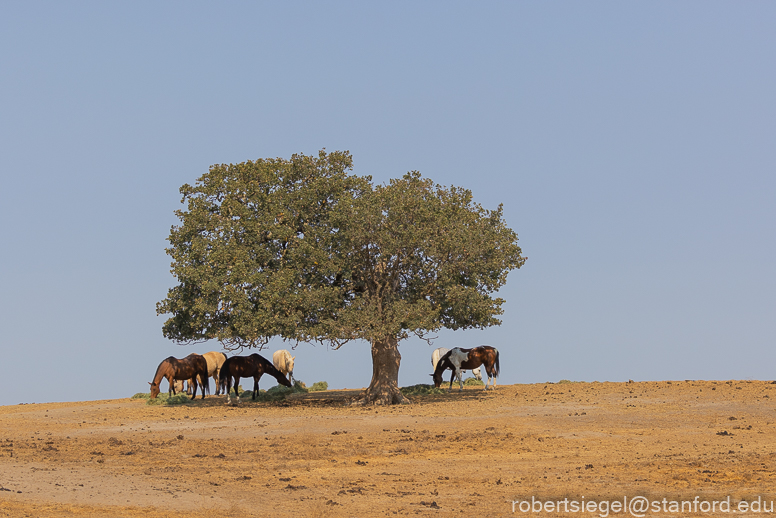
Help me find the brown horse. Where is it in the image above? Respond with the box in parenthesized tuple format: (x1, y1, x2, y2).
(173, 351, 228, 395)
(219, 353, 292, 402)
(148, 354, 209, 400)
(432, 346, 500, 392)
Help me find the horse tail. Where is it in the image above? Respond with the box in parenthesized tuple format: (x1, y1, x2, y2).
(493, 349, 500, 378)
(219, 359, 231, 393)
(201, 371, 210, 396)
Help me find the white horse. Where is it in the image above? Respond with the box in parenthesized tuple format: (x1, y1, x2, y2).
(272, 350, 295, 384)
(431, 347, 481, 384)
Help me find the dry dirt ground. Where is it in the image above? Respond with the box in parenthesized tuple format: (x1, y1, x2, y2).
(1, 380, 776, 517)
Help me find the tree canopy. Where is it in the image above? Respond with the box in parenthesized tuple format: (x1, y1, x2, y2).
(157, 150, 526, 404)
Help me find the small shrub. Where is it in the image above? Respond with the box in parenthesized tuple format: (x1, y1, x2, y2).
(131, 393, 150, 399)
(309, 381, 328, 392)
(463, 377, 485, 386)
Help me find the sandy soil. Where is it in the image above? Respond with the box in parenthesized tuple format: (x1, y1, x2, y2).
(1, 380, 775, 517)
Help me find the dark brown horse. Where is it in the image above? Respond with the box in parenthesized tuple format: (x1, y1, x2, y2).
(432, 345, 500, 392)
(148, 354, 209, 400)
(219, 353, 292, 402)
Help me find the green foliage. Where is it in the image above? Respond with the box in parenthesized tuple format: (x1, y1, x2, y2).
(400, 384, 447, 396)
(158, 150, 525, 350)
(463, 377, 485, 386)
(157, 150, 367, 348)
(329, 171, 526, 344)
(309, 381, 328, 392)
(131, 393, 150, 399)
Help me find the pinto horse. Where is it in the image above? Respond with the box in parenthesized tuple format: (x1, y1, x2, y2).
(432, 346, 500, 392)
(219, 353, 292, 402)
(431, 347, 482, 384)
(149, 354, 209, 400)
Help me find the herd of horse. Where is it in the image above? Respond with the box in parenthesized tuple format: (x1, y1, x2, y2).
(148, 345, 500, 401)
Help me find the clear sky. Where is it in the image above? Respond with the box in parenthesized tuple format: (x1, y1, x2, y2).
(1, 2, 774, 406)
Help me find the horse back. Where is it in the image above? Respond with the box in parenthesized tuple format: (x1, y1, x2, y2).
(272, 350, 291, 372)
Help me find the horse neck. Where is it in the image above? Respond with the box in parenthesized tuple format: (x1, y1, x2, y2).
(266, 363, 288, 382)
(433, 361, 448, 377)
(153, 361, 172, 385)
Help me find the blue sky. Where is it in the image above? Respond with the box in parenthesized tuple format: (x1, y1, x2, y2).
(1, 2, 774, 406)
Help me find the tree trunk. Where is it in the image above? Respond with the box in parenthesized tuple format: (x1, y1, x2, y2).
(360, 336, 410, 405)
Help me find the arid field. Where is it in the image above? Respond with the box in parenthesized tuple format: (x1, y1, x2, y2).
(1, 380, 775, 517)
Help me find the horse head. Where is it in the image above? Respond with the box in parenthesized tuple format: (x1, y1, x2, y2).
(148, 381, 160, 399)
(278, 373, 293, 387)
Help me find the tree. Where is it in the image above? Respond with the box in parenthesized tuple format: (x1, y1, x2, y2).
(157, 150, 526, 405)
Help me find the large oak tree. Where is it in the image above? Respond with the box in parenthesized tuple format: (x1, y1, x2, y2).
(157, 150, 526, 404)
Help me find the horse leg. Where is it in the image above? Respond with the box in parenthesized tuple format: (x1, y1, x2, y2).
(225, 376, 234, 404)
(448, 370, 455, 392)
(190, 377, 198, 400)
(252, 377, 259, 400)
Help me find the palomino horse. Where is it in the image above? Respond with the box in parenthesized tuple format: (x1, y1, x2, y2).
(432, 346, 500, 392)
(149, 354, 209, 400)
(173, 351, 228, 395)
(219, 353, 292, 403)
(272, 350, 295, 384)
(431, 347, 482, 384)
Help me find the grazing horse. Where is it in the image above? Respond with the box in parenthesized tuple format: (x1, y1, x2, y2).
(149, 354, 209, 400)
(431, 347, 482, 384)
(272, 350, 295, 384)
(173, 351, 228, 395)
(432, 346, 500, 392)
(203, 351, 228, 395)
(219, 353, 292, 403)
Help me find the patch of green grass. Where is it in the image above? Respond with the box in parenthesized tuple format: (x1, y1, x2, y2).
(400, 384, 446, 396)
(131, 393, 150, 399)
(231, 380, 314, 402)
(309, 381, 328, 392)
(144, 393, 192, 406)
(463, 377, 485, 386)
(267, 381, 309, 396)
